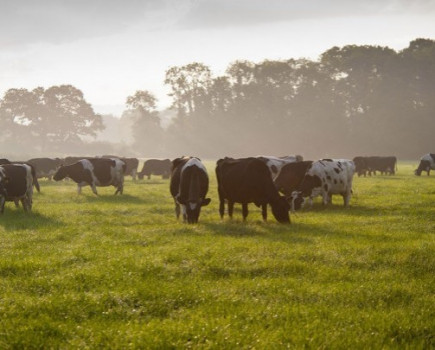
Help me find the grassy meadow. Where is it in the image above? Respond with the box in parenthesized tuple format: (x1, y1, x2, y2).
(0, 161, 434, 348)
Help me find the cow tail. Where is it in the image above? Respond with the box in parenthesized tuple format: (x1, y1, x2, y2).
(30, 166, 40, 193)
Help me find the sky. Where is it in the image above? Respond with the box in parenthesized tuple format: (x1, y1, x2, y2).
(1, 0, 435, 116)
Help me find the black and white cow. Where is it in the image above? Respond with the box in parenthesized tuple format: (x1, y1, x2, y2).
(257, 155, 303, 180)
(1, 159, 40, 193)
(170, 157, 211, 224)
(53, 158, 126, 195)
(216, 157, 290, 223)
(138, 159, 172, 180)
(26, 158, 63, 180)
(0, 163, 34, 213)
(102, 156, 139, 180)
(290, 159, 355, 210)
(415, 153, 435, 176)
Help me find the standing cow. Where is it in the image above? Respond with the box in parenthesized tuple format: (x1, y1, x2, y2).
(170, 157, 211, 224)
(216, 157, 290, 223)
(102, 156, 139, 180)
(415, 153, 435, 176)
(138, 159, 171, 180)
(290, 159, 355, 210)
(0, 163, 34, 213)
(53, 158, 126, 195)
(27, 158, 63, 180)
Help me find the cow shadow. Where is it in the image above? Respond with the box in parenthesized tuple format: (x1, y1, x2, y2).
(83, 194, 148, 204)
(0, 210, 62, 231)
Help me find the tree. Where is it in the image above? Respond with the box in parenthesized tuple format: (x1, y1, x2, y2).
(125, 90, 164, 156)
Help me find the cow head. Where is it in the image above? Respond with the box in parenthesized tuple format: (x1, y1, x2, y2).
(270, 196, 290, 223)
(178, 197, 211, 224)
(289, 191, 305, 211)
(53, 166, 68, 181)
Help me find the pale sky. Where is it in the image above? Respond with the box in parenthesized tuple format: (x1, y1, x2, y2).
(1, 0, 435, 116)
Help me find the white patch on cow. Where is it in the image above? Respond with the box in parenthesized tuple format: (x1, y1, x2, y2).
(258, 155, 299, 180)
(181, 157, 207, 174)
(181, 204, 187, 219)
(421, 154, 435, 169)
(81, 159, 99, 185)
(189, 202, 198, 210)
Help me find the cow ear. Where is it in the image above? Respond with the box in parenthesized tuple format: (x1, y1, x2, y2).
(202, 198, 211, 206)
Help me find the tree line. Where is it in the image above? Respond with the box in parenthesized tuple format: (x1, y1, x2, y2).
(1, 38, 434, 159)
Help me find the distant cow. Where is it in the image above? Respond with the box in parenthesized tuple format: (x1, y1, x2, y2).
(415, 153, 435, 176)
(273, 161, 313, 196)
(0, 159, 10, 165)
(138, 159, 171, 180)
(27, 157, 63, 180)
(257, 155, 303, 179)
(216, 157, 290, 223)
(63, 156, 91, 166)
(0, 163, 34, 213)
(102, 155, 139, 180)
(170, 157, 211, 223)
(53, 158, 126, 195)
(353, 156, 397, 176)
(290, 159, 355, 210)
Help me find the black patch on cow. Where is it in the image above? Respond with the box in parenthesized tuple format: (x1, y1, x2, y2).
(320, 161, 326, 166)
(340, 180, 343, 184)
(334, 168, 341, 174)
(337, 162, 342, 169)
(324, 184, 328, 192)
(271, 165, 278, 174)
(323, 159, 333, 162)
(326, 175, 331, 180)
(334, 179, 337, 184)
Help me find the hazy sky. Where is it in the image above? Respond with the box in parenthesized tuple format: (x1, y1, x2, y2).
(1, 0, 435, 115)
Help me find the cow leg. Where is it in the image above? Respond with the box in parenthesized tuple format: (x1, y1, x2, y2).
(228, 201, 234, 219)
(242, 203, 248, 221)
(343, 190, 351, 207)
(14, 199, 20, 208)
(0, 197, 5, 214)
(219, 200, 225, 219)
(147, 175, 151, 180)
(261, 204, 267, 222)
(174, 200, 180, 219)
(21, 198, 29, 212)
(132, 169, 137, 181)
(91, 183, 98, 195)
(77, 184, 82, 194)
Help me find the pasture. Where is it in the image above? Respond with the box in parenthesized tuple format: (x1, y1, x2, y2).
(0, 161, 433, 349)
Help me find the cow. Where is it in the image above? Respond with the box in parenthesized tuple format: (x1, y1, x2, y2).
(273, 161, 313, 196)
(170, 156, 210, 224)
(0, 159, 40, 193)
(257, 155, 303, 180)
(415, 153, 435, 176)
(138, 159, 171, 180)
(0, 163, 34, 213)
(353, 156, 397, 176)
(216, 157, 290, 223)
(63, 156, 91, 166)
(53, 158, 126, 195)
(27, 157, 63, 180)
(290, 159, 355, 211)
(102, 155, 139, 180)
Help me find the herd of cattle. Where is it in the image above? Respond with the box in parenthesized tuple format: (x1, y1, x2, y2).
(0, 153, 434, 223)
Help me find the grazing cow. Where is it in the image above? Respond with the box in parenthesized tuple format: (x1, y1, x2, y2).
(353, 156, 397, 176)
(27, 157, 63, 180)
(0, 163, 34, 213)
(170, 157, 211, 224)
(53, 158, 126, 195)
(290, 159, 355, 210)
(216, 157, 290, 223)
(273, 161, 313, 196)
(138, 159, 171, 180)
(257, 155, 303, 180)
(415, 153, 435, 176)
(102, 155, 139, 180)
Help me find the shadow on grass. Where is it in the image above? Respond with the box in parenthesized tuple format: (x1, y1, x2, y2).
(0, 209, 62, 231)
(82, 193, 148, 204)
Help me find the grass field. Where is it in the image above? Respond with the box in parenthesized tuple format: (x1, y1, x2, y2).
(0, 161, 434, 348)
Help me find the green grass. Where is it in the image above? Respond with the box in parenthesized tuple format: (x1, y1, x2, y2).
(0, 162, 434, 349)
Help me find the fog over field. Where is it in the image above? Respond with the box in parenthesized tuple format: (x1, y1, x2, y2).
(1, 1, 435, 159)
